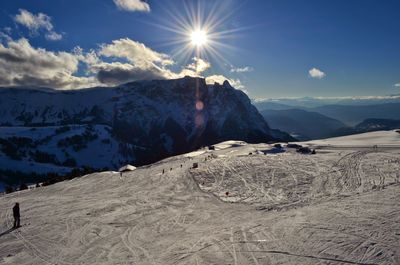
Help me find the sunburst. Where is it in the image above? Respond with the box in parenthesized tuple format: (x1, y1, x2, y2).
(190, 29, 208, 47)
(145, 1, 247, 69)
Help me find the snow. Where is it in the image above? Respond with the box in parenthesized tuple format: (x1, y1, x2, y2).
(0, 125, 128, 174)
(302, 129, 400, 147)
(118, 165, 136, 172)
(213, 140, 247, 150)
(183, 150, 206, 157)
(0, 130, 399, 264)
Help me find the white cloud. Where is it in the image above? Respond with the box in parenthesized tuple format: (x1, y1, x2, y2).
(14, 9, 62, 41)
(395, 83, 400, 87)
(0, 38, 97, 88)
(91, 38, 177, 85)
(91, 46, 213, 85)
(45, 31, 63, 41)
(99, 38, 173, 67)
(14, 9, 53, 31)
(230, 66, 253, 73)
(186, 57, 211, 74)
(0, 31, 12, 43)
(179, 57, 211, 77)
(0, 36, 240, 90)
(113, 0, 150, 12)
(205, 74, 245, 91)
(308, 68, 326, 79)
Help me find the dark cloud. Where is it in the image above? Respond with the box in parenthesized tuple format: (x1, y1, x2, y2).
(95, 63, 169, 85)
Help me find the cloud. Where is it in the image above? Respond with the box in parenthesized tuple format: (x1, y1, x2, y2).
(91, 62, 173, 85)
(0, 31, 12, 43)
(45, 31, 63, 41)
(14, 9, 62, 41)
(14, 9, 53, 31)
(178, 57, 211, 77)
(0, 38, 97, 88)
(186, 57, 211, 74)
(230, 66, 253, 73)
(0, 36, 239, 90)
(89, 38, 177, 85)
(92, 47, 212, 85)
(308, 68, 326, 79)
(205, 74, 245, 91)
(99, 38, 173, 66)
(113, 0, 150, 12)
(395, 83, 400, 87)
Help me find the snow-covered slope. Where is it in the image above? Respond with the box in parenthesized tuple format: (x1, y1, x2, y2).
(302, 129, 400, 147)
(0, 77, 292, 186)
(0, 131, 399, 264)
(0, 125, 125, 171)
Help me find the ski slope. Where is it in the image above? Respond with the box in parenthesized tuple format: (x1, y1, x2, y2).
(0, 131, 399, 264)
(303, 129, 400, 147)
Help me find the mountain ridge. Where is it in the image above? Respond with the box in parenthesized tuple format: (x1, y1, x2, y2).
(0, 76, 293, 186)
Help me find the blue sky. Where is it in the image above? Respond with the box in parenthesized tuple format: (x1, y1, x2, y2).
(0, 0, 399, 98)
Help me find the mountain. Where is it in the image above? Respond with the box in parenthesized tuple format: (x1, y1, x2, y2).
(253, 96, 400, 109)
(255, 99, 400, 126)
(252, 101, 294, 111)
(0, 76, 292, 186)
(355, 118, 400, 131)
(260, 108, 346, 140)
(254, 98, 400, 138)
(332, 118, 400, 136)
(309, 103, 400, 125)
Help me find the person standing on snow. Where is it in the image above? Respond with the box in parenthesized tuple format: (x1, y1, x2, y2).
(13, 203, 20, 228)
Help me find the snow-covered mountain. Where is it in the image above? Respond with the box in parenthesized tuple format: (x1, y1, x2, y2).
(0, 76, 291, 185)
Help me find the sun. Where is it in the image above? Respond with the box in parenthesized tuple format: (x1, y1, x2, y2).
(190, 29, 208, 47)
(151, 1, 242, 65)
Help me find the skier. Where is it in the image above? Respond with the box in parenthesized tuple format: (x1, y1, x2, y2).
(13, 203, 20, 229)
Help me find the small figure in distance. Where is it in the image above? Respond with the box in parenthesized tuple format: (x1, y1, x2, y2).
(13, 203, 21, 229)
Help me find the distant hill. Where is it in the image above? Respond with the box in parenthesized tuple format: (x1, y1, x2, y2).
(310, 103, 400, 125)
(356, 118, 400, 131)
(260, 109, 346, 140)
(333, 118, 400, 137)
(253, 101, 294, 111)
(253, 96, 400, 109)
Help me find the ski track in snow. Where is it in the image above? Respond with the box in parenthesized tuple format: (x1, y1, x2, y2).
(1, 133, 400, 264)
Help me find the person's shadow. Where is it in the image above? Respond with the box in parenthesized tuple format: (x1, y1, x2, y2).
(0, 227, 15, 238)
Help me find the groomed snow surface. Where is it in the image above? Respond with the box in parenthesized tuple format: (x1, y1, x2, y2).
(1, 130, 400, 264)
